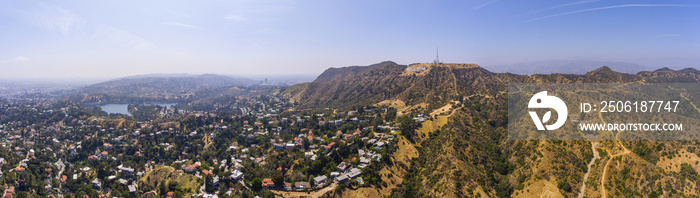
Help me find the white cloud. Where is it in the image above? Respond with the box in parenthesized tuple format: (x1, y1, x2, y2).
(27, 4, 86, 34)
(13, 56, 30, 61)
(474, 0, 499, 10)
(224, 14, 247, 22)
(161, 22, 205, 30)
(526, 4, 694, 22)
(525, 0, 601, 15)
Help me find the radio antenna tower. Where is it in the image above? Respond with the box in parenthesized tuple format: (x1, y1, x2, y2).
(433, 46, 441, 64)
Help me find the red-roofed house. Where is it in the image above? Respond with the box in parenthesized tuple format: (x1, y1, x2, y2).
(201, 170, 213, 175)
(262, 178, 275, 189)
(185, 164, 199, 172)
(325, 142, 337, 150)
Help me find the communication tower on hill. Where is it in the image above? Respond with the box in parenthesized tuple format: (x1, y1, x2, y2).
(433, 47, 442, 64)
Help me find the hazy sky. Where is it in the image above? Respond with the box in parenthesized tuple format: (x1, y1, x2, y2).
(1, 0, 698, 78)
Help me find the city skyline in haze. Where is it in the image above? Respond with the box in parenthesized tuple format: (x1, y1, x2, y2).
(1, 0, 698, 78)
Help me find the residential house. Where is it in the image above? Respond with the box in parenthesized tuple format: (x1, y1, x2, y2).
(118, 165, 135, 177)
(285, 143, 295, 150)
(185, 163, 200, 172)
(212, 176, 220, 186)
(334, 175, 349, 183)
(359, 157, 371, 165)
(226, 145, 237, 152)
(337, 162, 349, 172)
(367, 139, 377, 144)
(347, 168, 362, 178)
(5, 186, 14, 198)
(314, 175, 327, 186)
(202, 170, 213, 176)
(230, 170, 243, 181)
(274, 143, 284, 150)
(262, 178, 275, 189)
(325, 142, 337, 151)
(294, 182, 311, 190)
(374, 142, 385, 149)
(91, 178, 101, 190)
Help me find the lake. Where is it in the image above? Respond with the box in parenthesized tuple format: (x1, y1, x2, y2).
(99, 103, 175, 116)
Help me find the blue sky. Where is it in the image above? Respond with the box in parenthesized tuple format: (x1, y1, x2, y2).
(0, 0, 698, 78)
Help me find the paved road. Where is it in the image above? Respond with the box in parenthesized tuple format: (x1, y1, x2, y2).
(271, 183, 337, 198)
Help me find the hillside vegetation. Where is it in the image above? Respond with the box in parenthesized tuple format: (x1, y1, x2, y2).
(287, 61, 700, 197)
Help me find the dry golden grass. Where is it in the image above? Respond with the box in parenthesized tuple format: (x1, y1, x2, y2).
(376, 99, 428, 116)
(377, 99, 406, 109)
(158, 121, 178, 128)
(339, 187, 383, 198)
(139, 165, 200, 195)
(281, 82, 309, 103)
(88, 117, 132, 129)
(415, 116, 448, 141)
(656, 149, 700, 173)
(202, 135, 215, 150)
(429, 103, 453, 117)
(393, 136, 418, 165)
(377, 165, 404, 195)
(514, 179, 564, 198)
(472, 186, 490, 198)
(361, 135, 415, 196)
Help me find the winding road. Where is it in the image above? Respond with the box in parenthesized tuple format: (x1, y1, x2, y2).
(598, 110, 631, 198)
(577, 141, 599, 198)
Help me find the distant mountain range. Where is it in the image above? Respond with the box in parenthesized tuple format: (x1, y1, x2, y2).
(70, 74, 258, 103)
(80, 74, 257, 96)
(294, 61, 699, 110)
(485, 59, 652, 75)
(118, 73, 198, 79)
